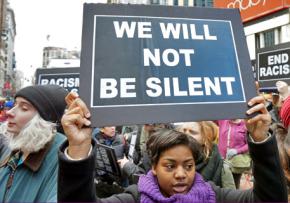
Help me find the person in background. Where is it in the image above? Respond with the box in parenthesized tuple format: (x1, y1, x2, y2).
(93, 126, 130, 197)
(276, 81, 290, 102)
(139, 123, 174, 153)
(58, 92, 287, 202)
(117, 123, 174, 185)
(0, 100, 14, 123)
(176, 121, 236, 189)
(216, 119, 249, 189)
(0, 85, 68, 202)
(270, 123, 290, 200)
(278, 81, 290, 129)
(0, 133, 8, 161)
(139, 124, 157, 153)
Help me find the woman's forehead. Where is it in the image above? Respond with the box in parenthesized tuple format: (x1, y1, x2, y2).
(160, 145, 194, 159)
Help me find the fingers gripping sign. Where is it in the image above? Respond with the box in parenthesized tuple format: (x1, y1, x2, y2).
(61, 92, 93, 159)
(246, 95, 271, 142)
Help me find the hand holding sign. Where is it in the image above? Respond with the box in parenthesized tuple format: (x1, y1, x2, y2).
(246, 95, 271, 142)
(61, 92, 92, 159)
(117, 156, 130, 169)
(276, 80, 290, 100)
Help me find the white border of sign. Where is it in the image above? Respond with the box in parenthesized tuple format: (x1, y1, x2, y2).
(90, 15, 246, 108)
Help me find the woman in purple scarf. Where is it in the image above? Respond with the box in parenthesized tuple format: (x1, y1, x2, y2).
(58, 93, 287, 203)
(137, 129, 215, 203)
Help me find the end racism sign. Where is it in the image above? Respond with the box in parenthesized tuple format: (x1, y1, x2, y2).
(80, 4, 256, 127)
(257, 42, 290, 88)
(35, 67, 80, 93)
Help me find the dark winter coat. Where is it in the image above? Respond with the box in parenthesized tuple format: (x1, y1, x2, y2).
(58, 134, 288, 203)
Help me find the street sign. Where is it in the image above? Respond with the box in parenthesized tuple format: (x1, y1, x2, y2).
(80, 4, 256, 127)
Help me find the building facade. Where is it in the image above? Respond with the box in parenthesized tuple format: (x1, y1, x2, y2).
(42, 46, 80, 68)
(0, 0, 16, 98)
(0, 0, 7, 97)
(108, 0, 212, 6)
(3, 6, 16, 98)
(215, 0, 290, 87)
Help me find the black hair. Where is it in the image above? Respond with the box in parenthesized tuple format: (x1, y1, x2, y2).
(146, 128, 201, 165)
(285, 126, 290, 149)
(271, 123, 290, 182)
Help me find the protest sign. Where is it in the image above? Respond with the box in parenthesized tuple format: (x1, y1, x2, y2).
(35, 67, 80, 93)
(95, 143, 122, 177)
(128, 131, 138, 161)
(257, 42, 290, 88)
(80, 4, 256, 127)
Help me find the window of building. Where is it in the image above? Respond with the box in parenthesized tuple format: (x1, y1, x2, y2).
(207, 0, 213, 6)
(159, 0, 167, 5)
(264, 29, 275, 48)
(194, 0, 213, 7)
(255, 28, 281, 49)
(255, 34, 260, 49)
(184, 0, 188, 6)
(173, 0, 178, 5)
(151, 0, 159, 4)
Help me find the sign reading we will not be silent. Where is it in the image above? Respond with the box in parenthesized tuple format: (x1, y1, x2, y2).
(80, 4, 256, 127)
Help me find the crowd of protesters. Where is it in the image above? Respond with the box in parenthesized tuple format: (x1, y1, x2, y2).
(0, 80, 289, 202)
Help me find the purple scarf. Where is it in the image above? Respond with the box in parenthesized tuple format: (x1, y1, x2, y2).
(138, 171, 216, 203)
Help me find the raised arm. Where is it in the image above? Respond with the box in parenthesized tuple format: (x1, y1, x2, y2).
(61, 92, 92, 159)
(213, 95, 288, 202)
(245, 95, 271, 142)
(58, 93, 138, 203)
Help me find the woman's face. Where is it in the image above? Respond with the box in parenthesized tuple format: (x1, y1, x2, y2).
(6, 97, 37, 135)
(179, 122, 202, 144)
(101, 126, 116, 137)
(152, 144, 196, 197)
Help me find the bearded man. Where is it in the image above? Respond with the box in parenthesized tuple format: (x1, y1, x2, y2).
(0, 85, 68, 202)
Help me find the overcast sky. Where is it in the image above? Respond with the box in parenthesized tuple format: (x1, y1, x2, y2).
(8, 0, 106, 84)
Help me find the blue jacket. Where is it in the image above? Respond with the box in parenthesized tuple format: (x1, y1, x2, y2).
(0, 133, 65, 202)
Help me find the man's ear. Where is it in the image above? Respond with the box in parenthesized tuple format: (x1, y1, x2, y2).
(152, 165, 157, 176)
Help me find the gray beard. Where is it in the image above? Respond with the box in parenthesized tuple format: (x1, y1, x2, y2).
(1, 114, 56, 153)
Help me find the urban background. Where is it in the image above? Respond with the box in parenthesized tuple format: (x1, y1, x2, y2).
(1, 0, 290, 99)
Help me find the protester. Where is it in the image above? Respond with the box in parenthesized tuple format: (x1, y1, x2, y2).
(0, 134, 8, 161)
(176, 121, 236, 189)
(280, 94, 290, 129)
(270, 123, 290, 187)
(93, 126, 129, 197)
(58, 92, 287, 202)
(216, 119, 249, 188)
(0, 100, 14, 123)
(0, 85, 68, 202)
(276, 80, 290, 102)
(117, 123, 174, 185)
(139, 124, 161, 152)
(139, 123, 174, 153)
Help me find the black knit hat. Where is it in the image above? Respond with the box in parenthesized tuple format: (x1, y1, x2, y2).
(15, 85, 69, 123)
